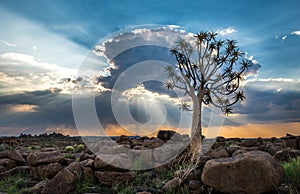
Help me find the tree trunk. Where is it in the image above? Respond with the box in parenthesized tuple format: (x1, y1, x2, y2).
(189, 96, 203, 164)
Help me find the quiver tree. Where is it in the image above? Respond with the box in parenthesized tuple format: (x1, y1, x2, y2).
(165, 31, 252, 163)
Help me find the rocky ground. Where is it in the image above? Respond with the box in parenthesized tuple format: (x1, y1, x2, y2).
(0, 131, 299, 194)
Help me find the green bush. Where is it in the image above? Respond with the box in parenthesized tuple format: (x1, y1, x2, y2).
(282, 157, 300, 186)
(65, 145, 75, 153)
(28, 145, 40, 151)
(76, 144, 85, 152)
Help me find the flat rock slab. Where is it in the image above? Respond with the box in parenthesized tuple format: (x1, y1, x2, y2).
(27, 151, 64, 166)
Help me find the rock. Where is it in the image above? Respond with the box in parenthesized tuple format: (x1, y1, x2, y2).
(94, 154, 133, 170)
(40, 162, 83, 194)
(27, 151, 64, 166)
(211, 142, 222, 149)
(143, 139, 164, 149)
(131, 139, 143, 147)
(31, 181, 47, 194)
(270, 137, 277, 142)
(133, 145, 149, 150)
(136, 192, 151, 194)
(116, 135, 132, 146)
(198, 155, 212, 169)
(153, 144, 185, 162)
(283, 138, 298, 149)
(263, 143, 282, 156)
(216, 136, 226, 143)
(65, 161, 83, 177)
(157, 130, 176, 141)
(94, 171, 136, 186)
(30, 162, 63, 179)
(257, 137, 264, 145)
(0, 150, 26, 163)
(81, 166, 93, 180)
(42, 168, 76, 194)
(225, 146, 240, 156)
(174, 168, 201, 181)
(95, 144, 128, 154)
(201, 151, 284, 194)
(0, 158, 16, 173)
(242, 139, 259, 147)
(0, 166, 29, 179)
(40, 148, 59, 152)
(275, 148, 300, 162)
(7, 150, 26, 163)
(162, 178, 180, 191)
(0, 151, 7, 158)
(232, 149, 247, 157)
(80, 158, 94, 167)
(209, 148, 228, 158)
(189, 180, 203, 191)
(244, 145, 264, 151)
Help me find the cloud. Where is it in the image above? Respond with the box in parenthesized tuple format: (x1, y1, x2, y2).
(225, 79, 300, 127)
(0, 40, 17, 47)
(243, 77, 299, 91)
(93, 25, 194, 61)
(0, 89, 75, 128)
(9, 104, 39, 113)
(217, 27, 237, 36)
(291, 31, 300, 36)
(275, 31, 300, 42)
(0, 52, 104, 94)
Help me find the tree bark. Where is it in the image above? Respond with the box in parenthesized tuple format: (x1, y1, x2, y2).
(189, 95, 203, 164)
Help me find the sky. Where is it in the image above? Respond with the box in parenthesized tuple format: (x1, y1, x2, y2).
(0, 0, 300, 137)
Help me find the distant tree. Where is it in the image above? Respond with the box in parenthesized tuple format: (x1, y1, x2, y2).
(165, 31, 251, 163)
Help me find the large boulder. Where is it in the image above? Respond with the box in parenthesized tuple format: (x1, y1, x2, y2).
(281, 134, 300, 149)
(42, 168, 76, 194)
(201, 151, 284, 194)
(263, 143, 283, 156)
(94, 171, 136, 186)
(0, 150, 26, 163)
(30, 162, 63, 179)
(27, 151, 64, 166)
(208, 148, 229, 159)
(153, 143, 185, 162)
(94, 154, 133, 170)
(163, 178, 180, 191)
(41, 162, 83, 194)
(0, 158, 17, 173)
(157, 130, 182, 141)
(142, 139, 164, 149)
(275, 148, 300, 162)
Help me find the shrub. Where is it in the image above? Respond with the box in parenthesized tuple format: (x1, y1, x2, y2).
(282, 157, 300, 186)
(28, 145, 40, 151)
(65, 145, 75, 153)
(76, 144, 85, 152)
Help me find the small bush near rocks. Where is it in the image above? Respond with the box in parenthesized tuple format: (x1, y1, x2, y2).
(65, 145, 75, 153)
(28, 145, 40, 151)
(282, 157, 300, 188)
(76, 144, 85, 152)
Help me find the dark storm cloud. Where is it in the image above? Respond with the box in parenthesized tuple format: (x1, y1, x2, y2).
(223, 84, 300, 126)
(0, 89, 75, 127)
(243, 87, 300, 123)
